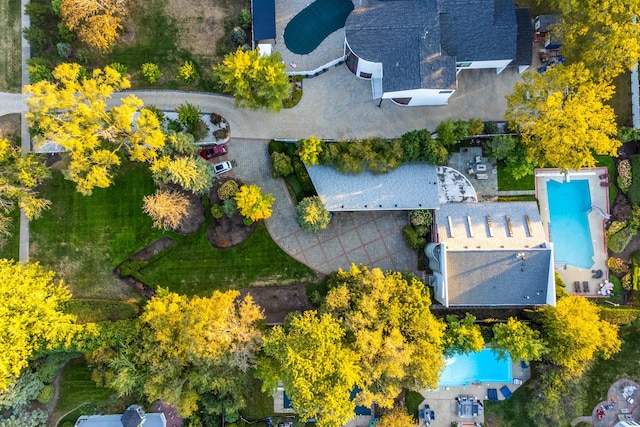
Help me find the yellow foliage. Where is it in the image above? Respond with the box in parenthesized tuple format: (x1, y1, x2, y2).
(234, 184, 275, 222)
(143, 190, 190, 230)
(298, 136, 323, 166)
(60, 0, 127, 52)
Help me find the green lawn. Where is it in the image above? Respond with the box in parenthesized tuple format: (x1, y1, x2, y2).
(484, 375, 538, 427)
(63, 299, 141, 323)
(0, 210, 20, 261)
(0, 0, 21, 92)
(594, 154, 618, 205)
(497, 162, 536, 191)
(31, 162, 316, 299)
(53, 358, 115, 423)
(609, 71, 633, 127)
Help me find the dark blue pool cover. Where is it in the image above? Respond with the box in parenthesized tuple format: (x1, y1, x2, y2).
(252, 0, 276, 41)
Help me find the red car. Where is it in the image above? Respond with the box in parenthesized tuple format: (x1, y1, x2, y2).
(199, 145, 228, 159)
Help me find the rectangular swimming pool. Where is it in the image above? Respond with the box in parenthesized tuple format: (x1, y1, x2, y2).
(438, 349, 512, 387)
(546, 179, 594, 269)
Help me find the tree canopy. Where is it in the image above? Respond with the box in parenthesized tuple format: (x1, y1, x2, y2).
(0, 260, 80, 390)
(234, 184, 275, 222)
(541, 296, 620, 375)
(551, 0, 640, 80)
(296, 196, 331, 233)
(323, 265, 446, 408)
(25, 63, 165, 195)
(214, 49, 291, 112)
(60, 0, 128, 52)
(258, 311, 360, 427)
(491, 317, 547, 363)
(505, 63, 619, 171)
(443, 313, 484, 356)
(0, 136, 50, 246)
(88, 289, 263, 418)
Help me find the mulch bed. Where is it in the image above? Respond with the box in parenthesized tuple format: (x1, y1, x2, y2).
(206, 178, 257, 249)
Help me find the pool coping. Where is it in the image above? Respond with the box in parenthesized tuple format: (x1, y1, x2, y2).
(534, 168, 609, 296)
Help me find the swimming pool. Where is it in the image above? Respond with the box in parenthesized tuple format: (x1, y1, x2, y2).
(438, 349, 512, 387)
(546, 179, 594, 269)
(284, 0, 354, 54)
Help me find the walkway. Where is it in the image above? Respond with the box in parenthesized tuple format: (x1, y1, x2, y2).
(229, 139, 420, 276)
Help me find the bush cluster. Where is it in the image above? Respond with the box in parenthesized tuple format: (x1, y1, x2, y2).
(319, 138, 404, 174)
(617, 159, 632, 193)
(628, 154, 640, 205)
(607, 220, 627, 237)
(177, 60, 199, 84)
(141, 63, 162, 84)
(607, 226, 635, 253)
(218, 180, 239, 200)
(608, 257, 630, 275)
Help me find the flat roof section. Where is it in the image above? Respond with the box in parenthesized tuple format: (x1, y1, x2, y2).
(252, 0, 276, 41)
(307, 164, 440, 211)
(446, 249, 552, 306)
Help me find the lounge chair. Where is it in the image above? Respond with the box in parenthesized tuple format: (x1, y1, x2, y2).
(487, 388, 498, 402)
(500, 386, 513, 400)
(600, 181, 611, 187)
(599, 173, 609, 179)
(583, 281, 590, 293)
(574, 281, 581, 293)
(419, 409, 425, 420)
(592, 269, 603, 279)
(520, 361, 529, 369)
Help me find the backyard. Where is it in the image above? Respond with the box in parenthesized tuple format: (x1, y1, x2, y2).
(0, 0, 21, 92)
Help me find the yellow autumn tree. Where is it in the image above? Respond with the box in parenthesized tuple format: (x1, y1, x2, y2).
(506, 63, 619, 171)
(143, 189, 190, 230)
(550, 0, 640, 80)
(323, 265, 446, 409)
(234, 184, 275, 222)
(0, 259, 81, 390)
(60, 0, 128, 52)
(25, 63, 165, 195)
(213, 49, 291, 112)
(298, 136, 323, 166)
(296, 196, 331, 233)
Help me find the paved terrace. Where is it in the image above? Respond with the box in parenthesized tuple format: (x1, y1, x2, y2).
(535, 168, 609, 296)
(592, 379, 640, 427)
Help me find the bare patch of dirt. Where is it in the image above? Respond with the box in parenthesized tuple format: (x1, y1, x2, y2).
(239, 284, 313, 324)
(165, 0, 247, 57)
(175, 191, 205, 235)
(0, 114, 20, 140)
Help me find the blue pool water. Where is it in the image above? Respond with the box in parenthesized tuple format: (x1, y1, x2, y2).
(546, 179, 594, 269)
(438, 349, 512, 387)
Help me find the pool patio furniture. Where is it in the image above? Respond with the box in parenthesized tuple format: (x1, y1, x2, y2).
(500, 386, 513, 400)
(574, 281, 581, 293)
(521, 361, 529, 369)
(487, 388, 499, 401)
(583, 281, 590, 293)
(600, 173, 609, 179)
(601, 181, 611, 187)
(592, 269, 603, 279)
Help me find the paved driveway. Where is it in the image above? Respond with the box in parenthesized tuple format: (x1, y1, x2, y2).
(228, 139, 419, 275)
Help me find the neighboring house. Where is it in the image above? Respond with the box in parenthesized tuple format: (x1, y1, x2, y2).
(75, 405, 166, 427)
(425, 202, 556, 307)
(534, 14, 562, 49)
(343, 0, 532, 106)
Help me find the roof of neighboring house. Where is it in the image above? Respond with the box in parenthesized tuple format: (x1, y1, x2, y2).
(75, 408, 166, 427)
(534, 14, 559, 32)
(434, 202, 547, 249)
(251, 0, 276, 41)
(515, 8, 533, 66)
(121, 405, 144, 427)
(307, 164, 440, 211)
(345, 0, 457, 92)
(439, 0, 517, 62)
(445, 248, 552, 306)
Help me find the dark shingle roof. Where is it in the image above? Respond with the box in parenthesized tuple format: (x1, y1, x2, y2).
(121, 405, 144, 427)
(515, 8, 533, 66)
(446, 249, 552, 306)
(440, 0, 517, 61)
(251, 0, 276, 41)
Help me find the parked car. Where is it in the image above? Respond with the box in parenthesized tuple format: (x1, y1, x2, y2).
(199, 145, 227, 159)
(213, 161, 232, 176)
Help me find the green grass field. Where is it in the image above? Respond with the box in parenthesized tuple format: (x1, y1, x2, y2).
(53, 358, 115, 423)
(497, 162, 536, 191)
(0, 0, 21, 92)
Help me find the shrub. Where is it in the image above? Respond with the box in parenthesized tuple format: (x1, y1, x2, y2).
(218, 180, 239, 200)
(622, 273, 633, 290)
(292, 158, 315, 192)
(298, 136, 323, 166)
(454, 119, 470, 140)
(56, 42, 72, 58)
(238, 9, 252, 28)
(211, 204, 224, 219)
(234, 184, 275, 222)
(176, 102, 202, 126)
(628, 154, 640, 205)
(28, 64, 53, 83)
(187, 120, 209, 142)
(435, 120, 458, 146)
(223, 198, 238, 217)
(271, 151, 294, 178)
(25, 3, 52, 27)
(37, 384, 54, 404)
(297, 196, 331, 233)
(167, 119, 183, 133)
(403, 226, 426, 250)
(143, 105, 165, 124)
(599, 306, 640, 325)
(141, 63, 162, 84)
(283, 85, 303, 108)
(629, 205, 640, 230)
(177, 60, 199, 84)
(484, 135, 517, 160)
(75, 47, 94, 64)
(23, 27, 48, 55)
(231, 27, 247, 45)
(210, 113, 225, 126)
(618, 159, 632, 193)
(410, 210, 432, 227)
(608, 227, 635, 253)
(108, 62, 128, 77)
(214, 128, 229, 141)
(608, 257, 630, 275)
(468, 118, 484, 136)
(57, 21, 75, 42)
(607, 220, 627, 237)
(484, 121, 499, 134)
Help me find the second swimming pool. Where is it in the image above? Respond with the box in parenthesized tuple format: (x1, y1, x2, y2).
(546, 179, 594, 269)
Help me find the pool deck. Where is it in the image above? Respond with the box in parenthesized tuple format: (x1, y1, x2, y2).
(535, 168, 610, 296)
(417, 361, 530, 427)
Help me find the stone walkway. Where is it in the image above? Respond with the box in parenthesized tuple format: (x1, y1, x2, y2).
(229, 139, 419, 275)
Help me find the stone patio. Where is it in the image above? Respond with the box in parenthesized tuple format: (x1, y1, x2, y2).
(592, 379, 640, 427)
(447, 146, 499, 200)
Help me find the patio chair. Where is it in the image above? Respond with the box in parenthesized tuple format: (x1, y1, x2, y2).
(583, 281, 590, 293)
(574, 281, 581, 293)
(500, 386, 513, 400)
(592, 269, 603, 279)
(600, 182, 611, 187)
(599, 173, 609, 179)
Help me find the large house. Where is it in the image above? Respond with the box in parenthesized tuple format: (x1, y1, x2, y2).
(74, 405, 166, 427)
(425, 202, 556, 307)
(343, 0, 533, 106)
